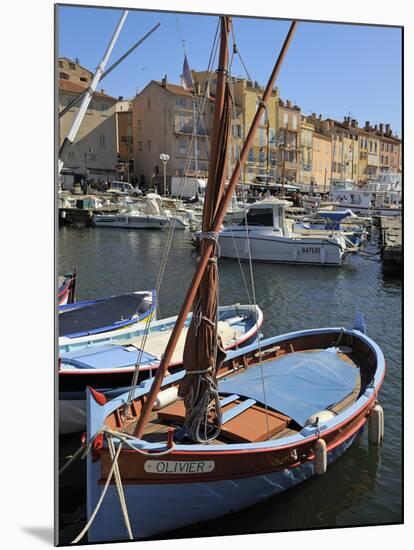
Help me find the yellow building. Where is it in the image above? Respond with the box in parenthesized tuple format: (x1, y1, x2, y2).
(116, 100, 133, 181)
(276, 100, 301, 183)
(306, 115, 359, 183)
(311, 132, 332, 191)
(356, 127, 369, 183)
(191, 71, 279, 183)
(300, 118, 313, 186)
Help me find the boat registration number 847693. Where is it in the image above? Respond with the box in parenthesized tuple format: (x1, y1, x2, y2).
(144, 460, 215, 474)
(301, 247, 321, 254)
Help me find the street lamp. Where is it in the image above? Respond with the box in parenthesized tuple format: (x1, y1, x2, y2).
(83, 147, 93, 193)
(160, 153, 170, 196)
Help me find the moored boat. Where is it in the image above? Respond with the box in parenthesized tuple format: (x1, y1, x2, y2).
(217, 198, 359, 266)
(84, 320, 385, 541)
(59, 290, 156, 339)
(59, 304, 263, 434)
(58, 270, 77, 305)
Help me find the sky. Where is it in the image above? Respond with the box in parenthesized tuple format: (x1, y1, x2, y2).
(58, 5, 402, 136)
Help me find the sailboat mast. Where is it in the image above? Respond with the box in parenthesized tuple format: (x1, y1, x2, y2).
(193, 100, 198, 176)
(133, 20, 297, 440)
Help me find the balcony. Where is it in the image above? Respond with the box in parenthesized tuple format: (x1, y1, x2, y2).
(367, 153, 379, 167)
(174, 125, 209, 137)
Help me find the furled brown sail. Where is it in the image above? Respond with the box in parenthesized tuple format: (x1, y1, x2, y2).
(178, 17, 232, 442)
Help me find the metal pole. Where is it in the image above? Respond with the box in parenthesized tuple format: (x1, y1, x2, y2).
(266, 120, 270, 178)
(193, 101, 198, 175)
(59, 10, 128, 174)
(163, 161, 166, 196)
(281, 123, 288, 195)
(133, 20, 297, 440)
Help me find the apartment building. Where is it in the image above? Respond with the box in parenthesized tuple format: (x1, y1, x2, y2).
(116, 100, 134, 181)
(276, 99, 302, 183)
(377, 123, 401, 173)
(131, 77, 213, 189)
(191, 71, 279, 183)
(58, 57, 93, 86)
(58, 61, 118, 184)
(300, 118, 313, 186)
(355, 126, 370, 183)
(311, 132, 332, 191)
(307, 115, 359, 183)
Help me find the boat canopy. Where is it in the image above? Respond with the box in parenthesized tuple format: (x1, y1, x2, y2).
(62, 345, 157, 369)
(219, 349, 358, 427)
(59, 292, 153, 338)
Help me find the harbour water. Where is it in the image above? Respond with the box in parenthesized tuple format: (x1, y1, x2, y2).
(58, 225, 402, 544)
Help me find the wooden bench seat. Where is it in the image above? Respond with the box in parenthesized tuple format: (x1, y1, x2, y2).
(157, 397, 290, 443)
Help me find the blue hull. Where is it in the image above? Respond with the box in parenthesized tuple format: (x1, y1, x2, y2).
(87, 430, 361, 542)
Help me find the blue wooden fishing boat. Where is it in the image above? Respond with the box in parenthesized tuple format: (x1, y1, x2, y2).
(83, 321, 385, 541)
(72, 18, 386, 544)
(59, 304, 263, 434)
(58, 270, 77, 305)
(59, 290, 156, 339)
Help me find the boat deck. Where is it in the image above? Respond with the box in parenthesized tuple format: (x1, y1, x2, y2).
(109, 320, 245, 364)
(134, 347, 363, 446)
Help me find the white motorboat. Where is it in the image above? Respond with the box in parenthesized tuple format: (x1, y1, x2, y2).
(92, 194, 185, 229)
(218, 198, 358, 266)
(329, 176, 401, 217)
(144, 193, 192, 229)
(92, 211, 170, 229)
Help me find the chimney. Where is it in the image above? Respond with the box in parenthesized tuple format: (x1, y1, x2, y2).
(319, 114, 322, 120)
(75, 57, 79, 65)
(385, 123, 391, 135)
(374, 124, 378, 131)
(351, 118, 357, 127)
(379, 123, 384, 134)
(286, 100, 292, 108)
(161, 74, 167, 88)
(365, 121, 370, 131)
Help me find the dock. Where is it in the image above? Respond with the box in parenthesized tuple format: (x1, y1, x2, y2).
(59, 203, 120, 227)
(378, 216, 402, 271)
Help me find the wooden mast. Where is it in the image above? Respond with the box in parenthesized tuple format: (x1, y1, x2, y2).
(133, 20, 298, 439)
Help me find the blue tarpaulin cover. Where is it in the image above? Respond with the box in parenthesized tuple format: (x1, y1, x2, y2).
(219, 350, 358, 426)
(62, 345, 158, 369)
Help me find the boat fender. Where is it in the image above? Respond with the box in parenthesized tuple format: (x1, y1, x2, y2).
(153, 386, 179, 410)
(314, 438, 327, 475)
(368, 403, 384, 445)
(305, 410, 335, 426)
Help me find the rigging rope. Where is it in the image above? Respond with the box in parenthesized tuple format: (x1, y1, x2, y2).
(226, 22, 271, 439)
